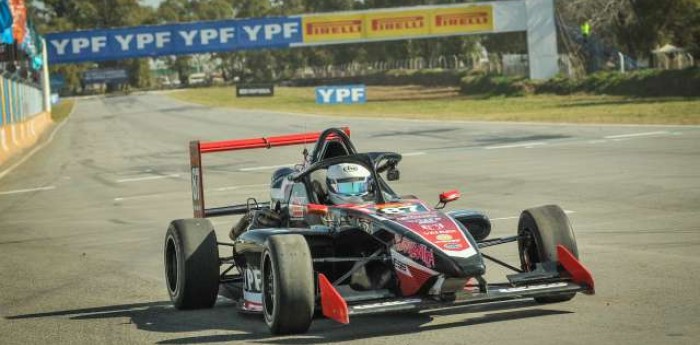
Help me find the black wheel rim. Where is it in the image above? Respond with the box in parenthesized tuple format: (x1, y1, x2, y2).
(165, 237, 178, 293)
(263, 255, 275, 320)
(519, 228, 540, 272)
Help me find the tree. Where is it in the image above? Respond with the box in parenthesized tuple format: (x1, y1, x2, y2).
(556, 0, 700, 59)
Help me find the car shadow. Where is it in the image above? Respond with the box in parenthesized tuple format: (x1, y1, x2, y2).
(6, 298, 572, 344)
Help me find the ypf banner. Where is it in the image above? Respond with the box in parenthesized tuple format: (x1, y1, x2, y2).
(46, 17, 302, 64)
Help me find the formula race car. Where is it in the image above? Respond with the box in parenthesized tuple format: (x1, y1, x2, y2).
(163, 127, 594, 335)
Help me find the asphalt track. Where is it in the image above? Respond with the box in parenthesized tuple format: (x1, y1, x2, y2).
(0, 93, 698, 345)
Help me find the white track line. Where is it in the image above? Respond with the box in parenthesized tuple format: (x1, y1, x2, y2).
(490, 216, 519, 221)
(214, 183, 269, 191)
(239, 164, 291, 172)
(491, 210, 575, 221)
(604, 131, 668, 139)
(113, 183, 269, 202)
(113, 194, 166, 202)
(0, 102, 76, 181)
(116, 174, 180, 183)
(0, 185, 56, 196)
(485, 142, 546, 150)
(402, 151, 427, 157)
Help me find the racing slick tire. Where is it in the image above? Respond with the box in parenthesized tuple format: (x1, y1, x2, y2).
(164, 219, 220, 310)
(518, 205, 578, 304)
(261, 234, 314, 335)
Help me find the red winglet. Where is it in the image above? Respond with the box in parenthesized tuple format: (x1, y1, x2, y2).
(318, 273, 349, 324)
(557, 245, 595, 294)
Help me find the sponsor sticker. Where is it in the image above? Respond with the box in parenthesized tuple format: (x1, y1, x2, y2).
(436, 234, 453, 241)
(393, 211, 471, 252)
(444, 242, 463, 250)
(395, 237, 435, 268)
(422, 223, 446, 232)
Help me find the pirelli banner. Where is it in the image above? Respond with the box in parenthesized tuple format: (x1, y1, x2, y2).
(301, 5, 494, 45)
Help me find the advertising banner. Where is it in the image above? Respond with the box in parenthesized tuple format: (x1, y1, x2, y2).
(365, 10, 429, 39)
(46, 17, 303, 64)
(236, 84, 274, 97)
(431, 5, 493, 35)
(83, 68, 129, 84)
(300, 4, 494, 45)
(302, 14, 363, 43)
(46, 4, 497, 64)
(316, 85, 366, 105)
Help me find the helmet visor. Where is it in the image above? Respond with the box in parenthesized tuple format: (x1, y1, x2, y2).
(330, 177, 369, 196)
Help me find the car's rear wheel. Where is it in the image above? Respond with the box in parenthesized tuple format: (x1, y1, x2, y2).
(164, 219, 220, 309)
(261, 234, 314, 335)
(518, 205, 578, 303)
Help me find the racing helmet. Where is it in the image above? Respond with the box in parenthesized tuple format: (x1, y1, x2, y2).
(326, 163, 373, 205)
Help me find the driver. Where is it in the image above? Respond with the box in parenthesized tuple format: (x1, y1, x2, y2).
(326, 163, 373, 205)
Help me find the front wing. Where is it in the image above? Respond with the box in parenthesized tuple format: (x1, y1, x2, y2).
(318, 245, 594, 324)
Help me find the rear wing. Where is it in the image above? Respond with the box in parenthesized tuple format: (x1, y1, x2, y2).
(189, 127, 350, 218)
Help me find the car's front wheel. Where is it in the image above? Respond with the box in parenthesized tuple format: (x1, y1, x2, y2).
(261, 234, 314, 335)
(518, 205, 578, 303)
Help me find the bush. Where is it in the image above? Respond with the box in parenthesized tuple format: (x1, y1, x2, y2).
(459, 68, 700, 97)
(290, 69, 468, 87)
(459, 73, 529, 96)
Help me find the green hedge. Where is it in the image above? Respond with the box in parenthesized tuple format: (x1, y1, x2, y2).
(459, 74, 529, 96)
(290, 69, 468, 87)
(460, 68, 700, 97)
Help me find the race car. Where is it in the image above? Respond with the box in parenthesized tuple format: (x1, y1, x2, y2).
(163, 127, 594, 335)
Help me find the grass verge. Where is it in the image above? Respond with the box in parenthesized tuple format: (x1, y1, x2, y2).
(171, 86, 700, 125)
(50, 99, 75, 122)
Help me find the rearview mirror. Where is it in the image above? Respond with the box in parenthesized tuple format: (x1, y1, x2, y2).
(436, 190, 460, 209)
(387, 168, 400, 181)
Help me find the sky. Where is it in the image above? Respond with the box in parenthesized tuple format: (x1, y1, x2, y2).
(142, 0, 163, 8)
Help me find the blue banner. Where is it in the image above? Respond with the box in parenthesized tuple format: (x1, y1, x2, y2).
(83, 69, 129, 84)
(45, 16, 302, 64)
(316, 85, 367, 105)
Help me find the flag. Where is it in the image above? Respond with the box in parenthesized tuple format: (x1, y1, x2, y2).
(0, 0, 12, 43)
(10, 0, 25, 44)
(0, 0, 12, 31)
(1, 27, 12, 44)
(32, 54, 41, 69)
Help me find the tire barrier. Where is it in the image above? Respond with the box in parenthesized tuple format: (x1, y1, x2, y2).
(0, 75, 53, 167)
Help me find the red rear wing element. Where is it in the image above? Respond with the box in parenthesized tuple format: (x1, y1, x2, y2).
(190, 127, 350, 218)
